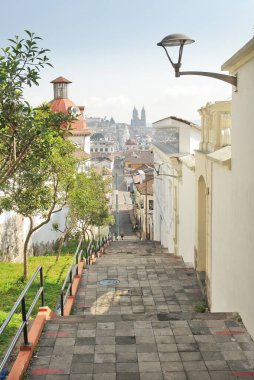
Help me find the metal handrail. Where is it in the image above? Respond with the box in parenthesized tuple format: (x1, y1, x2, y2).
(59, 233, 112, 316)
(0, 266, 44, 373)
(59, 238, 84, 316)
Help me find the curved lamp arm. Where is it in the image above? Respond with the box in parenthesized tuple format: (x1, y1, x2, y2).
(177, 71, 237, 86)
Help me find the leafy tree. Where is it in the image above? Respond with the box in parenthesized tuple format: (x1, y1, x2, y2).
(54, 170, 114, 260)
(0, 31, 72, 187)
(0, 135, 77, 278)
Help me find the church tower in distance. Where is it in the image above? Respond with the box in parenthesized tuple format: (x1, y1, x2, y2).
(131, 106, 146, 127)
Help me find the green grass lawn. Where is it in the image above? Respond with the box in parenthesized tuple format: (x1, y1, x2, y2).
(0, 254, 74, 358)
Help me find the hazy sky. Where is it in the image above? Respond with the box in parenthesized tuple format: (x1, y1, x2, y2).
(1, 0, 253, 124)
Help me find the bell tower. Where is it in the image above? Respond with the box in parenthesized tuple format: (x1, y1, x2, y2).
(51, 76, 72, 99)
(141, 106, 146, 126)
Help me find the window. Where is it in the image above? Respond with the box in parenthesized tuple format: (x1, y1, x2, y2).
(105, 148, 108, 152)
(149, 200, 153, 210)
(100, 148, 103, 152)
(90, 148, 93, 152)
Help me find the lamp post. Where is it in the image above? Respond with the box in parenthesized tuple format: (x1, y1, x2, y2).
(157, 33, 237, 87)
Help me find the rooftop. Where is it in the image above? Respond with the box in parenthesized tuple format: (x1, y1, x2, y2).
(50, 76, 72, 84)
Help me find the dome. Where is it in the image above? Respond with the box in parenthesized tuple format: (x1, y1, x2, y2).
(50, 98, 86, 130)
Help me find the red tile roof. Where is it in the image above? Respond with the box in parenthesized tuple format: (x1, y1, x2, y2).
(50, 76, 72, 84)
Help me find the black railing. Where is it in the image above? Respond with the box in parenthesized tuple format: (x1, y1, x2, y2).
(0, 266, 44, 373)
(59, 233, 112, 316)
(59, 238, 83, 316)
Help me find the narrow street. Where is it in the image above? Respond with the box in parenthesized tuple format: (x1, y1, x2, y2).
(27, 240, 254, 379)
(111, 162, 137, 240)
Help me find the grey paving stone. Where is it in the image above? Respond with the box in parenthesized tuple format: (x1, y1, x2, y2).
(116, 344, 137, 353)
(96, 336, 115, 345)
(140, 373, 163, 380)
(227, 359, 254, 370)
(157, 343, 178, 352)
(186, 371, 211, 380)
(136, 336, 156, 344)
(174, 335, 195, 344)
(138, 361, 161, 372)
(93, 363, 116, 373)
(137, 343, 158, 353)
(116, 362, 139, 372)
(116, 336, 136, 344)
(155, 335, 175, 344)
(75, 337, 96, 345)
(70, 362, 93, 374)
(116, 373, 140, 380)
(137, 352, 159, 362)
(70, 375, 93, 380)
(95, 344, 116, 353)
(205, 360, 230, 370)
(93, 374, 116, 380)
(176, 343, 199, 352)
(198, 343, 220, 352)
(221, 350, 247, 360)
(55, 337, 76, 346)
(94, 353, 116, 363)
(158, 352, 181, 362)
(179, 351, 202, 361)
(201, 351, 224, 361)
(209, 371, 232, 380)
(74, 345, 94, 354)
(116, 352, 138, 362)
(161, 361, 184, 372)
(162, 373, 187, 380)
(72, 354, 94, 363)
(182, 360, 207, 371)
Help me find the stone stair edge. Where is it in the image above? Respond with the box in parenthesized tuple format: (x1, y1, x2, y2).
(47, 311, 238, 324)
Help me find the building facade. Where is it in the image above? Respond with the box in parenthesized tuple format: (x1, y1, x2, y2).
(153, 117, 201, 255)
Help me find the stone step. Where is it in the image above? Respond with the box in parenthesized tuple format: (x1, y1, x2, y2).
(47, 311, 238, 325)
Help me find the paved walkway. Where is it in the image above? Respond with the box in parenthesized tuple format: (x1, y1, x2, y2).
(27, 241, 254, 379)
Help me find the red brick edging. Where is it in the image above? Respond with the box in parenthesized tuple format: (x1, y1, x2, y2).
(7, 306, 56, 380)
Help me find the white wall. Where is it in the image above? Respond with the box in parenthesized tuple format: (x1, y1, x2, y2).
(153, 148, 175, 252)
(32, 207, 68, 247)
(211, 56, 254, 338)
(179, 165, 195, 265)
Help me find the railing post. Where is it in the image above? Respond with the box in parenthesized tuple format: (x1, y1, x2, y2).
(21, 297, 29, 346)
(61, 292, 64, 316)
(69, 270, 72, 296)
(76, 252, 79, 276)
(40, 267, 45, 307)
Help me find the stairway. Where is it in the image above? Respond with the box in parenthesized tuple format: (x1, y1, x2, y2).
(27, 240, 254, 379)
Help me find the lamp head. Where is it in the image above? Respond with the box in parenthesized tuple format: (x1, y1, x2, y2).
(157, 33, 195, 76)
(157, 33, 195, 47)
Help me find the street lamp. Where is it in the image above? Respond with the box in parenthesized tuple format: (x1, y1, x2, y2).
(157, 33, 237, 87)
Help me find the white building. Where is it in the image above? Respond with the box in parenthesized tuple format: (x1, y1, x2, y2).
(153, 117, 201, 257)
(206, 38, 254, 338)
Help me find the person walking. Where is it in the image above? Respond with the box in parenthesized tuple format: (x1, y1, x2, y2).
(120, 232, 124, 240)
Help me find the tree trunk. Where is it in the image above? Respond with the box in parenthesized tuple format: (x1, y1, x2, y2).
(56, 229, 68, 262)
(23, 216, 33, 280)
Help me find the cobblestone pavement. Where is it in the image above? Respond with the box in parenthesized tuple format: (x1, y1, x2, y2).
(27, 241, 254, 379)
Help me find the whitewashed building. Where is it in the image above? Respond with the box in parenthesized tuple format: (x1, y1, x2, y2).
(153, 117, 200, 257)
(207, 38, 254, 338)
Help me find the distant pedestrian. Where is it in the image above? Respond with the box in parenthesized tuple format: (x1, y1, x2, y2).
(120, 232, 124, 240)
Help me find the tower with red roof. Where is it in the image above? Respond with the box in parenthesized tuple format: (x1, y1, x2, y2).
(50, 76, 90, 154)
